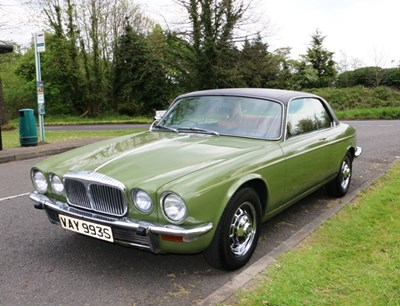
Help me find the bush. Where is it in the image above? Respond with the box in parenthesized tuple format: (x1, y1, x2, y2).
(117, 100, 144, 116)
(310, 86, 400, 111)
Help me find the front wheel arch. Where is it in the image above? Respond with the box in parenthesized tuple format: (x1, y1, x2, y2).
(223, 176, 268, 216)
(241, 179, 268, 213)
(203, 187, 262, 270)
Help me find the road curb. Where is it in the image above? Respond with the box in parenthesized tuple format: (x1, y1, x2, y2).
(0, 138, 109, 164)
(200, 159, 398, 306)
(0, 146, 79, 163)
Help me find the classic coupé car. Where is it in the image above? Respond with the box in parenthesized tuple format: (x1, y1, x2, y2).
(30, 88, 361, 270)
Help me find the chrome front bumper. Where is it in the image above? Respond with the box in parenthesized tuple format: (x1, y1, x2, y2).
(30, 192, 213, 253)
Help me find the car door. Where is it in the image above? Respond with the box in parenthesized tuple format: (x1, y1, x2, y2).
(279, 97, 335, 204)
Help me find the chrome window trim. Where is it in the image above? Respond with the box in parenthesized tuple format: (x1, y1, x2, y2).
(158, 94, 286, 141)
(284, 96, 337, 141)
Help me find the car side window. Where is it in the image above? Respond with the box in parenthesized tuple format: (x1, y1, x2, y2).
(312, 99, 332, 130)
(287, 98, 332, 138)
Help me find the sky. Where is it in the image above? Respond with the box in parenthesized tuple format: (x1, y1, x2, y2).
(1, 0, 399, 68)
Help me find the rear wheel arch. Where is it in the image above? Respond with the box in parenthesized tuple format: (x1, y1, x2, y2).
(327, 150, 353, 197)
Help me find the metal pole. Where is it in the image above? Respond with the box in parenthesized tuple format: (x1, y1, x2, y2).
(34, 33, 45, 142)
(0, 124, 3, 151)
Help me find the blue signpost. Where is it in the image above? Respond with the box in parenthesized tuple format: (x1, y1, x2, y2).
(34, 32, 46, 142)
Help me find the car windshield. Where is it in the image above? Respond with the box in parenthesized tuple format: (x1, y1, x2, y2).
(157, 95, 283, 139)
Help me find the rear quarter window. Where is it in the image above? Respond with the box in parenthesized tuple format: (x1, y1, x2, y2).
(287, 98, 333, 138)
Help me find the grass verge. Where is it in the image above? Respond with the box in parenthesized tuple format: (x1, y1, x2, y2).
(2, 107, 400, 131)
(336, 107, 400, 120)
(8, 114, 152, 126)
(233, 162, 400, 306)
(1, 129, 137, 148)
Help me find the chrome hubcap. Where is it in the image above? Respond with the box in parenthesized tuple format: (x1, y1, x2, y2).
(340, 159, 351, 190)
(229, 202, 256, 257)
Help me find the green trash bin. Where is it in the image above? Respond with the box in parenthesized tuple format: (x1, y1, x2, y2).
(19, 109, 38, 146)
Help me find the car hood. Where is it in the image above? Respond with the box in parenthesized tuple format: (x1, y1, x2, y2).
(39, 131, 270, 189)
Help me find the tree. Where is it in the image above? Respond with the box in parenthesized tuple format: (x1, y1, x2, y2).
(239, 35, 281, 88)
(337, 67, 400, 89)
(27, 0, 153, 115)
(147, 26, 191, 102)
(302, 30, 337, 88)
(42, 33, 85, 114)
(1, 48, 35, 117)
(290, 59, 319, 89)
(175, 0, 248, 90)
(382, 68, 400, 89)
(270, 47, 298, 89)
(26, 0, 87, 114)
(336, 51, 363, 74)
(113, 23, 169, 115)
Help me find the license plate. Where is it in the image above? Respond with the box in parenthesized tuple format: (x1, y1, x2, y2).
(59, 214, 114, 242)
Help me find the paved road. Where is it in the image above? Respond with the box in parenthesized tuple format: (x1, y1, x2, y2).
(0, 120, 399, 305)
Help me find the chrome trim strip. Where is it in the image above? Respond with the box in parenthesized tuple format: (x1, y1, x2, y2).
(64, 171, 126, 190)
(283, 96, 338, 141)
(161, 95, 285, 141)
(29, 192, 213, 243)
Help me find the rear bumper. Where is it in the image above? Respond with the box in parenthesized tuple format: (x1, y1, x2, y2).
(30, 192, 213, 253)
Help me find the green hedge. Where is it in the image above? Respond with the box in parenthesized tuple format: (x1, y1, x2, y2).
(310, 86, 400, 111)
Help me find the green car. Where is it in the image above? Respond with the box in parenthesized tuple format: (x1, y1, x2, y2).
(30, 88, 361, 270)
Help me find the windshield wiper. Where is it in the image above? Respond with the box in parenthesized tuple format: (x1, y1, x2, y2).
(152, 124, 179, 133)
(177, 127, 220, 136)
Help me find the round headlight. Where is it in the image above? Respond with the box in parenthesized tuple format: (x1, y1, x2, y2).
(50, 174, 64, 195)
(161, 193, 187, 224)
(31, 169, 48, 194)
(132, 189, 153, 213)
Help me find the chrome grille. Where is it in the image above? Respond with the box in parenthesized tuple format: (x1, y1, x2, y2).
(90, 184, 126, 216)
(65, 180, 91, 209)
(64, 172, 127, 217)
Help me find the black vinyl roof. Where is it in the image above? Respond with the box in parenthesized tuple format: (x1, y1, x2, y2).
(177, 88, 319, 105)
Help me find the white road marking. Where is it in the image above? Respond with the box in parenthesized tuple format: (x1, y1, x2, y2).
(0, 192, 30, 202)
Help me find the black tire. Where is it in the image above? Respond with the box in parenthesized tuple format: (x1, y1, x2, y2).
(327, 151, 353, 197)
(203, 187, 262, 271)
